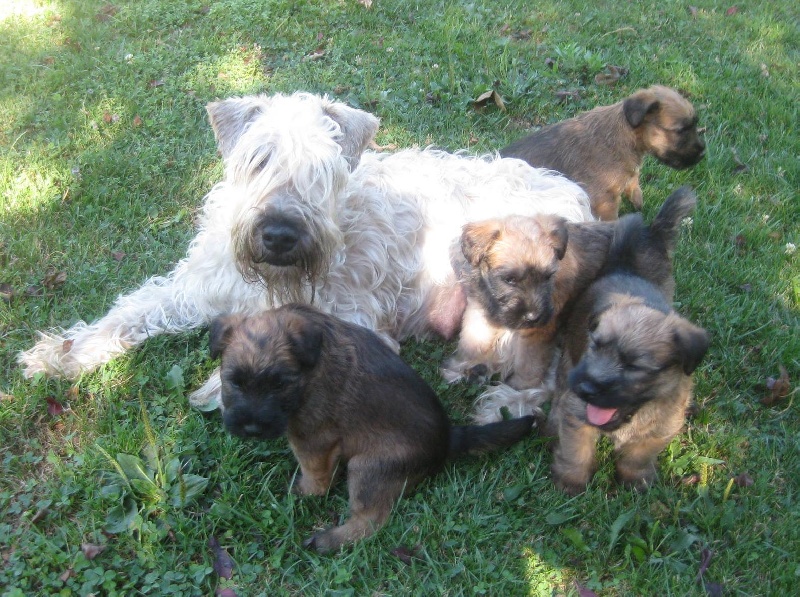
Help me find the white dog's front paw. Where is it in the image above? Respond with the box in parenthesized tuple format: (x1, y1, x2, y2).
(189, 369, 222, 411)
(18, 333, 83, 379)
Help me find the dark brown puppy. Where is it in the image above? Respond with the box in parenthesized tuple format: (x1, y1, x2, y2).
(210, 304, 535, 553)
(446, 187, 697, 424)
(548, 199, 709, 495)
(501, 85, 705, 220)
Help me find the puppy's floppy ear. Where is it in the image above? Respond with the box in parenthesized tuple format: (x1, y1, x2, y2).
(461, 221, 501, 266)
(323, 99, 380, 171)
(623, 88, 661, 128)
(209, 314, 245, 359)
(671, 317, 710, 375)
(284, 311, 324, 369)
(541, 215, 569, 260)
(206, 96, 271, 158)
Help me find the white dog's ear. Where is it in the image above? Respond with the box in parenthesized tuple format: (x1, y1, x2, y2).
(206, 96, 270, 158)
(323, 101, 380, 170)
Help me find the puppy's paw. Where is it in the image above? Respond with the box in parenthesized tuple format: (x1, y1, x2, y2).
(466, 363, 489, 384)
(616, 464, 657, 491)
(293, 475, 328, 497)
(302, 529, 342, 554)
(553, 475, 589, 496)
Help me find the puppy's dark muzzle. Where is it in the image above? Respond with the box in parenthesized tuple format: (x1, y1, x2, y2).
(662, 136, 706, 169)
(518, 305, 553, 328)
(223, 408, 285, 440)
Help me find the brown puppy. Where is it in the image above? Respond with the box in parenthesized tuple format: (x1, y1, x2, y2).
(501, 85, 705, 220)
(446, 187, 697, 424)
(443, 215, 613, 394)
(548, 203, 709, 495)
(210, 304, 535, 553)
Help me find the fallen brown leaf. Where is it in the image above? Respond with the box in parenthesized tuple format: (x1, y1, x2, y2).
(96, 3, 118, 22)
(681, 473, 701, 486)
(25, 284, 43, 297)
(762, 364, 790, 406)
(0, 391, 13, 401)
(81, 543, 105, 560)
(46, 396, 69, 417)
(732, 472, 754, 487)
(696, 546, 713, 583)
(595, 65, 628, 86)
(112, 251, 127, 261)
(209, 536, 234, 580)
(390, 544, 423, 565)
(133, 115, 143, 127)
(473, 89, 506, 112)
(575, 581, 599, 597)
(0, 283, 13, 302)
(688, 6, 699, 17)
(30, 507, 49, 524)
(43, 269, 67, 289)
(555, 89, 581, 103)
(148, 79, 164, 88)
(726, 6, 739, 16)
(369, 140, 398, 151)
(59, 568, 75, 582)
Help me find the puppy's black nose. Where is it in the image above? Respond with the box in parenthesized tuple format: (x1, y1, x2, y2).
(574, 380, 599, 397)
(262, 222, 298, 255)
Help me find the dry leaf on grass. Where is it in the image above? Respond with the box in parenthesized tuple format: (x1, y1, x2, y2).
(43, 269, 67, 289)
(473, 89, 506, 112)
(46, 396, 69, 417)
(81, 543, 105, 560)
(209, 536, 234, 579)
(0, 283, 13, 302)
(595, 65, 628, 86)
(761, 364, 790, 406)
(391, 544, 423, 565)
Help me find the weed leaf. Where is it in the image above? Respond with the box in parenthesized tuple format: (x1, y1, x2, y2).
(105, 497, 138, 533)
(169, 474, 209, 507)
(116, 453, 155, 483)
(608, 509, 636, 553)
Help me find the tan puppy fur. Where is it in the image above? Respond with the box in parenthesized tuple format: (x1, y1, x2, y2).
(448, 187, 698, 425)
(548, 195, 709, 495)
(443, 215, 613, 395)
(501, 85, 706, 220)
(210, 304, 534, 552)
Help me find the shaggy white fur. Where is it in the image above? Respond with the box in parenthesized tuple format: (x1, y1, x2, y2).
(19, 92, 593, 410)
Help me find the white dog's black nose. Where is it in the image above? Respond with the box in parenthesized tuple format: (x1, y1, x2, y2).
(262, 222, 299, 255)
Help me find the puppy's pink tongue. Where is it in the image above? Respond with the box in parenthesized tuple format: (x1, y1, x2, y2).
(586, 404, 617, 426)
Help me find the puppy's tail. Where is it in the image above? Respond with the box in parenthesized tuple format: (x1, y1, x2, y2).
(649, 185, 697, 255)
(448, 416, 536, 459)
(607, 185, 697, 275)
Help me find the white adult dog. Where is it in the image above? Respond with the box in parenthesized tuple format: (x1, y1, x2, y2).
(19, 92, 593, 410)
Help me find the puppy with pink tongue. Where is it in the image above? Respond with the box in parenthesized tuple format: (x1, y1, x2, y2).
(547, 187, 709, 495)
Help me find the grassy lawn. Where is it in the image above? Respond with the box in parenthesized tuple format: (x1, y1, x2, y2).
(1, 0, 798, 595)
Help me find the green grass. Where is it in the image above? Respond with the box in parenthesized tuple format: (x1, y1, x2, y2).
(1, 0, 798, 594)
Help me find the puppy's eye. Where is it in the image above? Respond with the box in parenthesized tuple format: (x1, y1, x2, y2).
(502, 275, 518, 286)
